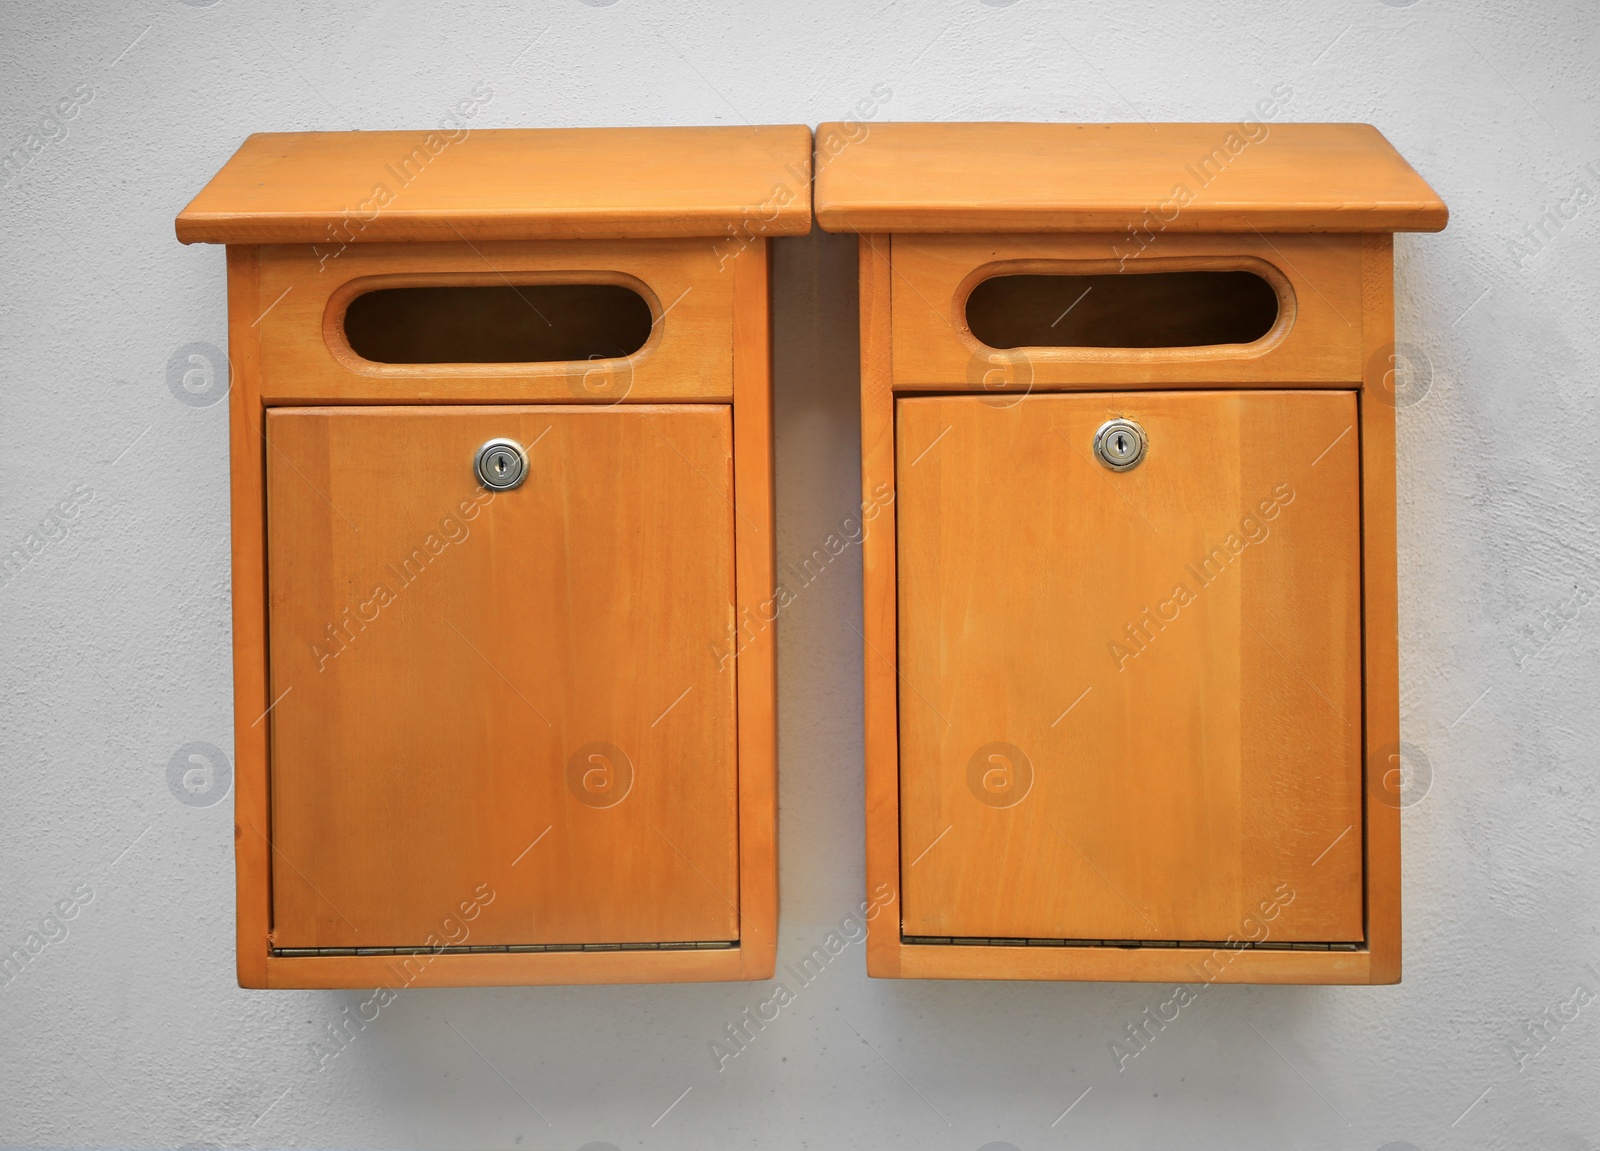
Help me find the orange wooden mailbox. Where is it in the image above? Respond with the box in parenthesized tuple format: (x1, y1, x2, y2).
(177, 126, 810, 988)
(817, 122, 1446, 983)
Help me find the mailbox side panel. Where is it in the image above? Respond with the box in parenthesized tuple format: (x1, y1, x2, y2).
(226, 245, 273, 988)
(732, 238, 779, 979)
(858, 236, 905, 977)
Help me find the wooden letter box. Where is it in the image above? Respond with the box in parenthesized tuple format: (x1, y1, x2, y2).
(177, 126, 811, 987)
(817, 122, 1446, 984)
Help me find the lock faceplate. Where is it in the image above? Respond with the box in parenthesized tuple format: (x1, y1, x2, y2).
(1093, 418, 1147, 471)
(474, 437, 529, 490)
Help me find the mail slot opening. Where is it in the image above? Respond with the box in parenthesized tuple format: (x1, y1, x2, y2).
(965, 270, 1280, 349)
(343, 283, 654, 364)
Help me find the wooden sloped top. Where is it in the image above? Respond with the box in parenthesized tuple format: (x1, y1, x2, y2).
(177, 125, 813, 244)
(814, 122, 1447, 234)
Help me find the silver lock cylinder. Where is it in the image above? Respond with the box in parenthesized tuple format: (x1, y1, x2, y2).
(474, 437, 529, 491)
(1093, 418, 1147, 471)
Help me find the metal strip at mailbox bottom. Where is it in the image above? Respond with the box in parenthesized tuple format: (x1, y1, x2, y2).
(274, 941, 739, 957)
(902, 937, 1363, 951)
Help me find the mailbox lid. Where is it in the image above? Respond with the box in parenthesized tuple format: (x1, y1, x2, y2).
(264, 405, 737, 949)
(896, 390, 1364, 943)
(815, 121, 1447, 233)
(178, 125, 813, 244)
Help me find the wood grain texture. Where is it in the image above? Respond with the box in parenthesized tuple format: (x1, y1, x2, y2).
(264, 405, 738, 948)
(894, 943, 1374, 984)
(815, 122, 1447, 234)
(889, 233, 1365, 389)
(264, 945, 745, 989)
(226, 246, 272, 989)
(896, 391, 1364, 942)
(256, 239, 737, 404)
(731, 239, 779, 979)
(178, 126, 814, 244)
(857, 235, 904, 977)
(1361, 233, 1402, 984)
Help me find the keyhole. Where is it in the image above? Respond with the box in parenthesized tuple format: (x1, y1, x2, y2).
(1094, 419, 1146, 471)
(475, 437, 528, 491)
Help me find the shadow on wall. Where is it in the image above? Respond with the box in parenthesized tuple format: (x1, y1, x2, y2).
(767, 230, 871, 925)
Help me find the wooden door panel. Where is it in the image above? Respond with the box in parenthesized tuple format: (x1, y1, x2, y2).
(265, 405, 737, 948)
(897, 390, 1363, 942)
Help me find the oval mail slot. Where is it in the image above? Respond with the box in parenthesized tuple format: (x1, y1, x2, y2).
(965, 270, 1280, 349)
(344, 282, 654, 364)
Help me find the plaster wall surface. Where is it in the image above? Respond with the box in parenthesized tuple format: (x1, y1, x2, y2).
(1, 2, 1596, 1148)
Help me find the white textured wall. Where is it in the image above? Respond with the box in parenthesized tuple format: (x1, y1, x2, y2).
(2, 1, 1596, 1148)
